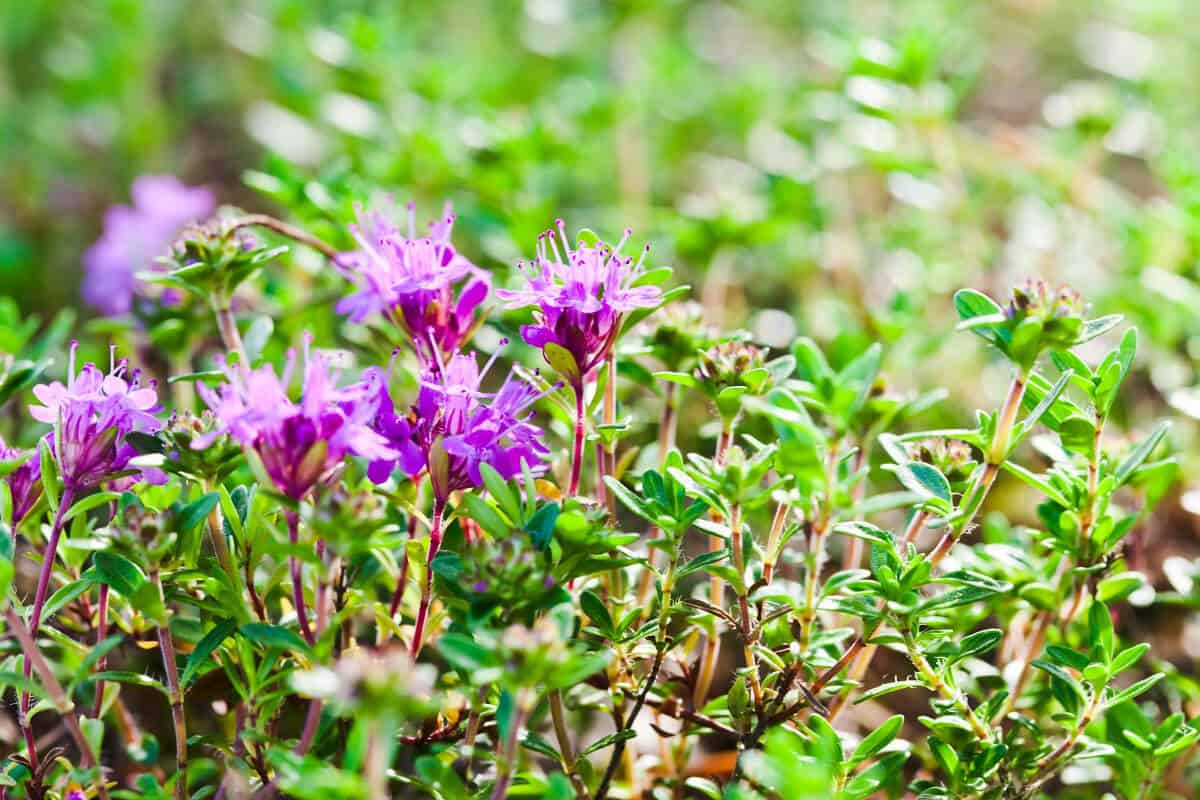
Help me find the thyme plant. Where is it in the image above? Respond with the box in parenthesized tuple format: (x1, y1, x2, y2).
(0, 198, 1185, 800)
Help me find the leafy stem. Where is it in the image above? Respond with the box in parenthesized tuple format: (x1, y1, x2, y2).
(152, 567, 190, 800)
(6, 605, 110, 800)
(929, 367, 1028, 565)
(904, 627, 990, 741)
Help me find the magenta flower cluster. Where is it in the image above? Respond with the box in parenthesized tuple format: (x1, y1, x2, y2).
(194, 339, 396, 500)
(0, 435, 42, 524)
(83, 175, 215, 316)
(28, 345, 163, 494)
(365, 347, 551, 506)
(335, 202, 490, 367)
(498, 220, 662, 386)
(65, 190, 656, 518)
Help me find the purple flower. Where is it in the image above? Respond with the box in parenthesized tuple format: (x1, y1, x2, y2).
(28, 344, 163, 493)
(0, 435, 41, 524)
(497, 221, 662, 387)
(366, 346, 550, 506)
(335, 201, 490, 366)
(195, 337, 396, 500)
(83, 175, 216, 316)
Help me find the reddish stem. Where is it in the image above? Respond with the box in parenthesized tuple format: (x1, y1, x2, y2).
(389, 513, 420, 618)
(568, 384, 586, 497)
(286, 511, 315, 647)
(92, 582, 110, 718)
(410, 503, 445, 658)
(20, 485, 75, 769)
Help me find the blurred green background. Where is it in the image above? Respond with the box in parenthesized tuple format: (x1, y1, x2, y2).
(4, 0, 1200, 545)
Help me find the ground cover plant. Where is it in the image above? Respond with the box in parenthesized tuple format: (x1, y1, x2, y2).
(0, 198, 1187, 799)
(5, 2, 1200, 799)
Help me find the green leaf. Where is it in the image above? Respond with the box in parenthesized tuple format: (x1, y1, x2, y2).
(239, 623, 310, 655)
(953, 629, 1002, 664)
(0, 536, 12, 598)
(181, 619, 239, 688)
(1031, 660, 1086, 713)
(1097, 572, 1146, 603)
(855, 680, 925, 704)
(834, 521, 895, 548)
(581, 729, 636, 757)
(1077, 315, 1123, 344)
(1114, 422, 1169, 488)
(1106, 674, 1164, 708)
(178, 493, 220, 534)
(580, 590, 614, 634)
(64, 491, 122, 522)
(954, 289, 1007, 345)
(437, 632, 496, 672)
(460, 493, 509, 539)
(849, 714, 903, 766)
(542, 342, 581, 384)
(1109, 643, 1150, 676)
(92, 552, 147, 597)
(885, 461, 952, 512)
(1044, 645, 1090, 672)
(676, 550, 726, 579)
(90, 670, 169, 696)
(1000, 461, 1072, 508)
(1089, 602, 1115, 662)
(478, 463, 521, 523)
(39, 441, 59, 512)
(919, 585, 1000, 612)
(42, 577, 97, 622)
(548, 651, 612, 689)
(525, 503, 559, 550)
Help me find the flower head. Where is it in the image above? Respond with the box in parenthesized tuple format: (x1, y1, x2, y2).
(83, 175, 216, 316)
(498, 221, 661, 386)
(0, 435, 41, 524)
(366, 345, 550, 505)
(195, 338, 395, 500)
(335, 201, 490, 366)
(29, 344, 163, 492)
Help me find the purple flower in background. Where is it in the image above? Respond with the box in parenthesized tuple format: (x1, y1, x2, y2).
(83, 175, 216, 316)
(366, 345, 550, 506)
(335, 201, 490, 366)
(0, 435, 42, 524)
(29, 344, 162, 493)
(195, 337, 396, 500)
(497, 220, 661, 387)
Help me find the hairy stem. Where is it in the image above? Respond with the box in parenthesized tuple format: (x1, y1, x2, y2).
(693, 421, 734, 709)
(211, 292, 249, 367)
(227, 214, 341, 261)
(905, 630, 990, 741)
(929, 369, 1027, 566)
(729, 505, 761, 705)
(1027, 684, 1104, 789)
(799, 444, 840, 652)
